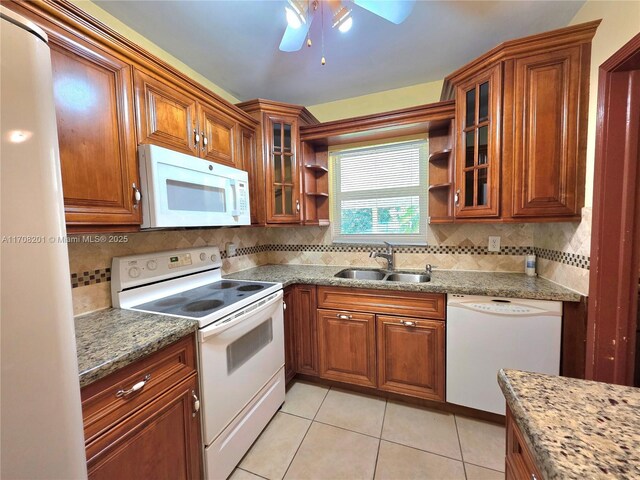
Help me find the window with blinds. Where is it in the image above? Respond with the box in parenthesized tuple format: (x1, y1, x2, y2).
(330, 139, 428, 243)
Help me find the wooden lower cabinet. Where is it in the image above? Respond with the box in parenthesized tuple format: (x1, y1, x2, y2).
(87, 375, 202, 480)
(506, 406, 543, 480)
(82, 336, 202, 479)
(283, 287, 297, 383)
(294, 285, 319, 376)
(317, 308, 377, 387)
(377, 315, 445, 401)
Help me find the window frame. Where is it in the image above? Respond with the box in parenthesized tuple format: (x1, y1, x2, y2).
(329, 138, 428, 244)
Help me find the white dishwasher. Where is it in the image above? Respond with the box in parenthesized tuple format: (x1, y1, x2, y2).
(446, 294, 562, 415)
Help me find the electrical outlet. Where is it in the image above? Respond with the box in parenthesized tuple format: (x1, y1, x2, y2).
(226, 242, 237, 257)
(488, 236, 501, 252)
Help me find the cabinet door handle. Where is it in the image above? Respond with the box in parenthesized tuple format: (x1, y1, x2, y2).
(194, 129, 200, 147)
(192, 390, 200, 417)
(400, 320, 417, 327)
(202, 131, 208, 148)
(454, 189, 460, 207)
(337, 314, 352, 320)
(132, 183, 141, 206)
(296, 200, 300, 212)
(116, 374, 150, 398)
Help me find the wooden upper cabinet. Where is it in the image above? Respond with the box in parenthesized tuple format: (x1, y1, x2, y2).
(133, 69, 198, 156)
(266, 114, 301, 223)
(377, 316, 445, 401)
(507, 46, 586, 218)
(49, 39, 141, 230)
(199, 103, 238, 167)
(454, 63, 502, 219)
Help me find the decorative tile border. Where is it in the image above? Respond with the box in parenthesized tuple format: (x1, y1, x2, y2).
(71, 268, 110, 288)
(534, 247, 590, 270)
(69, 244, 590, 288)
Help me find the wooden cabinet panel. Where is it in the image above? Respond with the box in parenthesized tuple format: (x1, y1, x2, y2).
(454, 63, 502, 219)
(294, 285, 319, 376)
(510, 46, 585, 218)
(200, 103, 238, 167)
(317, 309, 376, 387)
(86, 375, 202, 480)
(317, 287, 445, 320)
(49, 40, 140, 228)
(283, 287, 297, 384)
(377, 316, 445, 401)
(134, 69, 198, 156)
(505, 407, 543, 480)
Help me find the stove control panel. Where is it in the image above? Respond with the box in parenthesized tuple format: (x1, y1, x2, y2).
(111, 246, 222, 296)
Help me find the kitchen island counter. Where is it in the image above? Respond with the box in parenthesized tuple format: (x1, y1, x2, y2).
(498, 369, 640, 479)
(225, 264, 581, 302)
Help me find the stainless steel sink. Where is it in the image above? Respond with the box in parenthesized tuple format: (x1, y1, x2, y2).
(385, 273, 431, 283)
(334, 269, 431, 283)
(334, 269, 387, 280)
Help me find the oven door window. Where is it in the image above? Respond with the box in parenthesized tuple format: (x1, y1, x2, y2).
(226, 318, 273, 375)
(166, 179, 226, 212)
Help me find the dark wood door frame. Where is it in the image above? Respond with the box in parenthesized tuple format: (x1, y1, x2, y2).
(586, 33, 640, 385)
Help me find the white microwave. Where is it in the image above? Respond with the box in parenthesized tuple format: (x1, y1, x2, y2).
(138, 144, 250, 228)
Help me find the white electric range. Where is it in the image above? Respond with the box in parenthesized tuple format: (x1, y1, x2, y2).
(111, 247, 285, 480)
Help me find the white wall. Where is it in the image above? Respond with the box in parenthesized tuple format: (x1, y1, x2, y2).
(569, 0, 640, 207)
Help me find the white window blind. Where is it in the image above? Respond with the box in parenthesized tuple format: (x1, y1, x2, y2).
(330, 139, 428, 243)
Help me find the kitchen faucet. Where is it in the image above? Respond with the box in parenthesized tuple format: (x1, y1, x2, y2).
(369, 241, 395, 271)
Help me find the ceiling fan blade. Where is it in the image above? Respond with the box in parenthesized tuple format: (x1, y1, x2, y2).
(279, 21, 312, 52)
(353, 0, 416, 24)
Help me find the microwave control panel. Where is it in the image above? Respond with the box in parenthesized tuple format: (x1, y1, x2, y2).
(237, 181, 248, 214)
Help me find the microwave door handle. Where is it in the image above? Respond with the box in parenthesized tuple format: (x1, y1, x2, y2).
(230, 179, 240, 217)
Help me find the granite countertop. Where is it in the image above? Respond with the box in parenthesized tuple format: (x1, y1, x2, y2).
(225, 264, 581, 302)
(498, 369, 640, 479)
(75, 309, 198, 388)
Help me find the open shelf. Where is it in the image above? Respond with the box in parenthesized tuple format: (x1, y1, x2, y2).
(305, 164, 329, 173)
(428, 149, 452, 163)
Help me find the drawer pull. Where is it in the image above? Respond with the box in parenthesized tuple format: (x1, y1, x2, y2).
(192, 390, 200, 417)
(116, 374, 151, 398)
(400, 320, 417, 327)
(337, 314, 352, 320)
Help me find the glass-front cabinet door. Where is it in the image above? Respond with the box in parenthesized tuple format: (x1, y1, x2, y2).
(267, 115, 300, 223)
(454, 64, 501, 218)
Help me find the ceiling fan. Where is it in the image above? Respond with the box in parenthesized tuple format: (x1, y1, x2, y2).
(279, 0, 416, 52)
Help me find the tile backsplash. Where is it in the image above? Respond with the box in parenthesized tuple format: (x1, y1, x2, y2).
(69, 214, 591, 315)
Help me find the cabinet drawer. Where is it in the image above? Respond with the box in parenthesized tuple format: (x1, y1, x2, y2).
(317, 286, 445, 320)
(81, 335, 197, 444)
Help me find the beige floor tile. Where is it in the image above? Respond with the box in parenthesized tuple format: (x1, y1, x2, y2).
(315, 388, 386, 437)
(464, 463, 505, 480)
(239, 412, 310, 479)
(374, 440, 466, 480)
(381, 401, 462, 460)
(284, 422, 379, 480)
(281, 381, 329, 420)
(455, 417, 506, 472)
(229, 468, 265, 480)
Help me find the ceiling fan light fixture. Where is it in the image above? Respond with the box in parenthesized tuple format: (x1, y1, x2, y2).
(285, 0, 307, 29)
(332, 6, 353, 32)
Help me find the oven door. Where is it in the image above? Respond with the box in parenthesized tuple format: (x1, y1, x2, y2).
(198, 290, 284, 444)
(139, 144, 250, 228)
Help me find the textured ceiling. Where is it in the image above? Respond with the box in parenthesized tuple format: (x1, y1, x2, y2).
(94, 0, 585, 105)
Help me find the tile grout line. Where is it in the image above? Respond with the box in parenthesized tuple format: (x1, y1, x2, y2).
(463, 461, 505, 474)
(236, 467, 269, 480)
(453, 415, 468, 480)
(280, 383, 331, 480)
(372, 399, 389, 480)
(380, 437, 466, 466)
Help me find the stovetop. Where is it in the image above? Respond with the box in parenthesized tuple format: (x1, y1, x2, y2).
(131, 279, 278, 319)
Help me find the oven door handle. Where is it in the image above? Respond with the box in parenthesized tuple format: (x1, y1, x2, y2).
(199, 290, 283, 341)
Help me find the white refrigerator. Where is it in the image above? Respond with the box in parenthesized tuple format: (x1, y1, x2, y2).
(0, 7, 87, 478)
